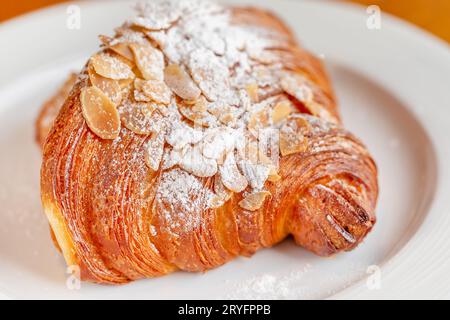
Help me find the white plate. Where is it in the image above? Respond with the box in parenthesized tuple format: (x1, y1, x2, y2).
(0, 0, 449, 299)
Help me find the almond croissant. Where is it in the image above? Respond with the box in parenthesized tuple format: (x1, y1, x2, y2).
(38, 0, 378, 284)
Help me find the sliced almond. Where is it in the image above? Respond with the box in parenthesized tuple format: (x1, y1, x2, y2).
(110, 42, 135, 61)
(164, 64, 201, 101)
(113, 51, 135, 68)
(209, 195, 226, 209)
(88, 64, 122, 105)
(137, 79, 172, 105)
(191, 96, 208, 113)
(245, 83, 259, 103)
(248, 107, 270, 135)
(119, 78, 134, 89)
(119, 99, 157, 135)
(179, 146, 218, 178)
(134, 89, 151, 102)
(238, 141, 262, 171)
(218, 113, 235, 125)
(99, 35, 135, 62)
(179, 102, 217, 127)
(280, 134, 307, 156)
(188, 48, 229, 101)
(214, 174, 232, 202)
(165, 123, 204, 150)
(279, 117, 310, 156)
(219, 152, 248, 193)
(80, 86, 120, 140)
(99, 35, 113, 46)
(267, 167, 281, 183)
(129, 42, 164, 80)
(280, 74, 314, 103)
(134, 79, 152, 102)
(238, 191, 271, 211)
(145, 131, 165, 171)
(237, 141, 278, 180)
(304, 100, 337, 123)
(201, 128, 235, 161)
(272, 100, 293, 124)
(207, 104, 238, 126)
(247, 46, 278, 65)
(90, 53, 134, 80)
(161, 147, 184, 170)
(238, 160, 270, 190)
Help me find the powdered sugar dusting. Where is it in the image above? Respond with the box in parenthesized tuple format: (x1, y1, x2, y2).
(155, 169, 213, 235)
(90, 0, 336, 212)
(225, 265, 313, 299)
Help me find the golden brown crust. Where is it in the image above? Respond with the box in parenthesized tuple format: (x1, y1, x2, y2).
(38, 3, 378, 284)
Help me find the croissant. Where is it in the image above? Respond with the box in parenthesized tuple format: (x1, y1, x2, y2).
(37, 0, 378, 284)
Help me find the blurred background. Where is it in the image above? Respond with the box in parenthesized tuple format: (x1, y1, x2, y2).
(1, 0, 449, 43)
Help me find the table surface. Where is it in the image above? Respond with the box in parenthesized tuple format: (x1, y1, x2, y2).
(1, 0, 449, 43)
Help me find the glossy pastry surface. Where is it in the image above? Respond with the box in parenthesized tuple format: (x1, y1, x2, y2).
(38, 0, 378, 284)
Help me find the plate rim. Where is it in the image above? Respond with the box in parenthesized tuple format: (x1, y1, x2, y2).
(1, 0, 450, 299)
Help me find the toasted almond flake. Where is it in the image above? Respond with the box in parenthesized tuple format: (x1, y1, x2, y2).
(90, 53, 134, 80)
(214, 174, 232, 202)
(138, 79, 172, 105)
(129, 1, 181, 30)
(134, 79, 152, 102)
(161, 147, 183, 170)
(238, 160, 270, 190)
(219, 152, 248, 193)
(248, 107, 270, 135)
(237, 141, 277, 176)
(129, 42, 164, 80)
(145, 131, 165, 171)
(164, 64, 201, 101)
(166, 122, 204, 150)
(179, 146, 218, 178)
(246, 83, 259, 103)
(238, 191, 271, 211)
(134, 89, 151, 102)
(119, 99, 157, 135)
(182, 98, 197, 106)
(219, 113, 235, 125)
(209, 195, 226, 209)
(280, 134, 307, 156)
(80, 86, 120, 140)
(110, 42, 135, 61)
(88, 64, 122, 105)
(191, 96, 208, 113)
(272, 100, 293, 124)
(280, 117, 310, 156)
(207, 104, 238, 126)
(99, 34, 113, 46)
(188, 48, 229, 101)
(247, 45, 278, 65)
(113, 52, 135, 68)
(119, 78, 134, 89)
(280, 74, 314, 103)
(132, 66, 145, 79)
(267, 167, 281, 182)
(179, 103, 217, 127)
(304, 100, 337, 123)
(201, 128, 235, 160)
(99, 35, 135, 62)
